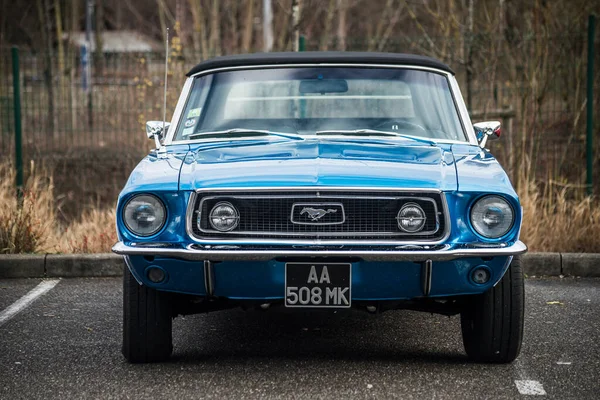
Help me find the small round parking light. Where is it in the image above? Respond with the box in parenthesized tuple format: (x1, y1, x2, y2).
(471, 267, 491, 285)
(147, 267, 166, 283)
(209, 202, 240, 232)
(397, 203, 426, 233)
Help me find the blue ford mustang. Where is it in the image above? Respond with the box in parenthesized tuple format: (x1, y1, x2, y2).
(113, 52, 527, 363)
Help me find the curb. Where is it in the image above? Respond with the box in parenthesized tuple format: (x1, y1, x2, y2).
(0, 254, 123, 279)
(46, 254, 124, 278)
(522, 253, 562, 276)
(0, 253, 598, 279)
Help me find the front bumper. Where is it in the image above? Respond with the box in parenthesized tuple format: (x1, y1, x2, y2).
(114, 241, 526, 300)
(112, 240, 527, 262)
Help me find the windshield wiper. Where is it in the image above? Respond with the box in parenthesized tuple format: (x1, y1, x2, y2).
(187, 128, 304, 141)
(315, 129, 435, 145)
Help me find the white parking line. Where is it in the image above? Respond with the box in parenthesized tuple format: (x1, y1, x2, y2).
(515, 380, 547, 395)
(0, 279, 60, 327)
(514, 356, 546, 396)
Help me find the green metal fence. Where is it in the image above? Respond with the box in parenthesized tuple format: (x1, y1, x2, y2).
(0, 29, 598, 205)
(0, 49, 188, 156)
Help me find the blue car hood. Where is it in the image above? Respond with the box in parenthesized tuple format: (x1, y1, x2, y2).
(178, 138, 458, 191)
(451, 144, 518, 196)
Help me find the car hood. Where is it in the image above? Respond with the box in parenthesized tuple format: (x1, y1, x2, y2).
(178, 138, 458, 191)
(451, 144, 518, 196)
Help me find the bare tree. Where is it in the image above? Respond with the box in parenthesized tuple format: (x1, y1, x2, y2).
(95, 0, 104, 74)
(292, 0, 301, 51)
(465, 0, 474, 109)
(263, 0, 273, 51)
(188, 0, 208, 59)
(36, 0, 55, 138)
(336, 0, 347, 51)
(242, 0, 255, 52)
(53, 0, 66, 136)
(376, 1, 405, 51)
(54, 0, 65, 79)
(68, 0, 79, 131)
(157, 0, 176, 44)
(157, 0, 167, 45)
(209, 0, 221, 56)
(227, 0, 239, 53)
(369, 0, 396, 51)
(319, 0, 336, 50)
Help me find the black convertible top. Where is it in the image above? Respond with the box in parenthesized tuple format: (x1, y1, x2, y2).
(186, 51, 454, 76)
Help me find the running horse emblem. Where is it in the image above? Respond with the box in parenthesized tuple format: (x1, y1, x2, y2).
(300, 207, 338, 221)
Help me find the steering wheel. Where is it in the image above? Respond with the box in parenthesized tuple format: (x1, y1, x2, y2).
(372, 120, 427, 132)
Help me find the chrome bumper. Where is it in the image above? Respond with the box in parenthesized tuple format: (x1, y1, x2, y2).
(112, 241, 527, 262)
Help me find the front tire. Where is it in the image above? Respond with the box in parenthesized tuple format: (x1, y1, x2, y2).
(122, 264, 173, 363)
(460, 256, 524, 363)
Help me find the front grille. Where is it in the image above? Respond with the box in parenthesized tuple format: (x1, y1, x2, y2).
(189, 190, 447, 241)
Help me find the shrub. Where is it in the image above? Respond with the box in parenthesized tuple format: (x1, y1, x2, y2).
(520, 180, 600, 252)
(0, 162, 54, 254)
(51, 208, 117, 254)
(0, 162, 117, 254)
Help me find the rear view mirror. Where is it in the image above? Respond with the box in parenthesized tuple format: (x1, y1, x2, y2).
(474, 121, 501, 147)
(299, 79, 348, 94)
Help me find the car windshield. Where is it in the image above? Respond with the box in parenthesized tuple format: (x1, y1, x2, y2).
(174, 67, 466, 142)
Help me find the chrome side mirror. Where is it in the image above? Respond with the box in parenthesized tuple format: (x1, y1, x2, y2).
(474, 121, 501, 148)
(146, 121, 170, 149)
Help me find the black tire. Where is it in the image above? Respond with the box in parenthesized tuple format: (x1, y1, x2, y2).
(122, 264, 173, 363)
(460, 255, 524, 363)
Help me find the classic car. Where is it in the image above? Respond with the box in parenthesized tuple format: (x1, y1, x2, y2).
(113, 52, 527, 364)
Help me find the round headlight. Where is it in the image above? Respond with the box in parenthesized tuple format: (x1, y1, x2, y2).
(397, 203, 427, 233)
(209, 202, 239, 232)
(470, 195, 514, 238)
(123, 194, 166, 237)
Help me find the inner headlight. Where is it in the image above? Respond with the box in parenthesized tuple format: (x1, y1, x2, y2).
(397, 203, 426, 233)
(208, 202, 239, 232)
(123, 194, 166, 237)
(470, 195, 514, 238)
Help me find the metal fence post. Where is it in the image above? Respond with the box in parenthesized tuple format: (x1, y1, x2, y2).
(11, 46, 23, 200)
(298, 35, 306, 52)
(586, 15, 596, 196)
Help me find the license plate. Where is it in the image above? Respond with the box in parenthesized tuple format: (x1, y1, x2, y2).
(285, 263, 351, 308)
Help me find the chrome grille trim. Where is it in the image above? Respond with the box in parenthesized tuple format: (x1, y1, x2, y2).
(186, 187, 451, 245)
(195, 194, 440, 237)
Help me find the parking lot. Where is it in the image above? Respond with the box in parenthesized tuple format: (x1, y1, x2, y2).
(0, 276, 598, 399)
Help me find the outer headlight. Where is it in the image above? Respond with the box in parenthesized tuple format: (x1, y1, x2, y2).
(208, 202, 240, 232)
(470, 195, 514, 239)
(397, 203, 427, 233)
(123, 194, 166, 237)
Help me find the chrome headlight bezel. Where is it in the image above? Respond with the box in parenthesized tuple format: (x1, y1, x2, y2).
(469, 195, 515, 239)
(123, 194, 167, 237)
(208, 201, 240, 232)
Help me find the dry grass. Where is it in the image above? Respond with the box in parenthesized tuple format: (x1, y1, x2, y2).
(0, 162, 55, 253)
(519, 181, 600, 253)
(1, 162, 599, 254)
(0, 162, 116, 254)
(49, 208, 117, 254)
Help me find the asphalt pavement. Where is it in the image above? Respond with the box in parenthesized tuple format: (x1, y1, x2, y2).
(0, 276, 598, 399)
